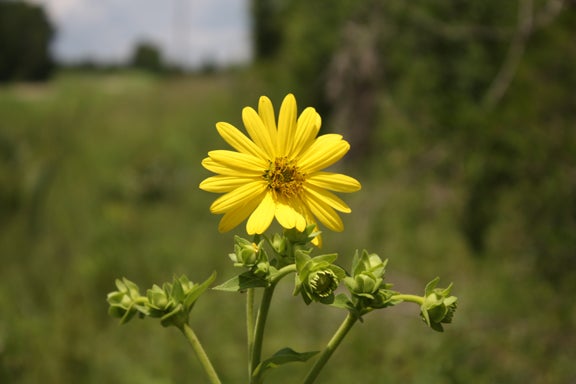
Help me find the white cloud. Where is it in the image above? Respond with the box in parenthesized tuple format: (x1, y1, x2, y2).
(27, 0, 252, 68)
(30, 0, 103, 22)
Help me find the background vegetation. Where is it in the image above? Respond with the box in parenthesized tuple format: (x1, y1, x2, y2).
(0, 1, 55, 82)
(1, 0, 575, 383)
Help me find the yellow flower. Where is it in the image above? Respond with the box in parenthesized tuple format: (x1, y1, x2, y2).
(199, 94, 361, 236)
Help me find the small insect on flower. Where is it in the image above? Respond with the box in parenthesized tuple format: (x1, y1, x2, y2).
(199, 94, 361, 236)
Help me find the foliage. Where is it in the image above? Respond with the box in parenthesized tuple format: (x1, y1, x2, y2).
(0, 71, 574, 383)
(251, 0, 285, 60)
(130, 41, 165, 74)
(0, 1, 55, 82)
(260, 0, 576, 288)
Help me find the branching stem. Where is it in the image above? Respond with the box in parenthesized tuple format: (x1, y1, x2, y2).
(250, 284, 276, 384)
(303, 312, 359, 384)
(178, 323, 222, 384)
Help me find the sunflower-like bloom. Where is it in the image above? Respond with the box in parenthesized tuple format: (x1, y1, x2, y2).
(199, 94, 361, 235)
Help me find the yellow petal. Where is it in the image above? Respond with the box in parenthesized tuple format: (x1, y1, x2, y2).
(246, 192, 276, 234)
(210, 181, 267, 214)
(312, 234, 322, 247)
(306, 172, 361, 192)
(298, 135, 350, 173)
(304, 185, 351, 213)
(202, 158, 260, 177)
(242, 107, 276, 159)
(290, 107, 321, 159)
(218, 193, 264, 232)
(258, 96, 277, 142)
(304, 191, 344, 232)
(208, 150, 268, 172)
(199, 175, 252, 193)
(216, 122, 267, 160)
(277, 94, 297, 157)
(296, 215, 307, 231)
(275, 201, 307, 231)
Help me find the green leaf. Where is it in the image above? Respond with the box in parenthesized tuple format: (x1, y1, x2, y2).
(294, 249, 312, 273)
(171, 279, 184, 302)
(313, 253, 338, 265)
(349, 250, 361, 276)
(213, 271, 269, 292)
(182, 272, 217, 310)
(252, 348, 319, 380)
(117, 277, 141, 298)
(424, 276, 440, 296)
(330, 293, 354, 311)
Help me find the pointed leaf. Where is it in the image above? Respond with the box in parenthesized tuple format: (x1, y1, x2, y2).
(252, 348, 319, 380)
(294, 249, 312, 272)
(424, 277, 440, 296)
(213, 271, 269, 292)
(171, 279, 184, 302)
(183, 272, 217, 310)
(331, 293, 354, 311)
(313, 253, 338, 265)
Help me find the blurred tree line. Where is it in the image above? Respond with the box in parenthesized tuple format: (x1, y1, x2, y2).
(130, 40, 165, 73)
(0, 0, 55, 82)
(251, 0, 576, 288)
(0, 1, 177, 81)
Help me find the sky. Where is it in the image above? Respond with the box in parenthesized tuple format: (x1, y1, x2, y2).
(29, 0, 253, 68)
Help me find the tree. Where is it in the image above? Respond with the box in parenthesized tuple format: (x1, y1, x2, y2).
(0, 0, 56, 82)
(251, 0, 285, 60)
(130, 41, 164, 73)
(254, 0, 576, 286)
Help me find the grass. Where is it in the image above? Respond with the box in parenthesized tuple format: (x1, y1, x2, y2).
(0, 70, 574, 383)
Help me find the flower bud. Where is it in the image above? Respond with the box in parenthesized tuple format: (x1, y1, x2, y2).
(294, 250, 345, 305)
(420, 277, 458, 332)
(106, 278, 148, 323)
(230, 236, 265, 268)
(345, 251, 390, 307)
(350, 250, 387, 279)
(345, 273, 383, 296)
(106, 273, 216, 328)
(308, 269, 339, 298)
(284, 224, 319, 245)
(146, 284, 172, 317)
(270, 233, 287, 256)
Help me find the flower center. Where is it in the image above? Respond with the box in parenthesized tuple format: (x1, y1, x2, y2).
(309, 270, 339, 298)
(263, 157, 305, 200)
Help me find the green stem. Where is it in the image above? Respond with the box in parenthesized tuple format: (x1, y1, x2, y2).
(133, 297, 149, 304)
(250, 283, 276, 384)
(271, 264, 297, 284)
(248, 264, 296, 383)
(179, 323, 222, 384)
(246, 288, 255, 377)
(391, 294, 424, 305)
(302, 312, 359, 384)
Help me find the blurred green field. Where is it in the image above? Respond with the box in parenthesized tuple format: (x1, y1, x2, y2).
(0, 71, 574, 383)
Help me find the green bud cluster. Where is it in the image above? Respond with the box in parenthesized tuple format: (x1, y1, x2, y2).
(215, 225, 321, 292)
(229, 236, 268, 276)
(308, 269, 339, 298)
(221, 232, 459, 333)
(293, 251, 346, 305)
(107, 278, 148, 324)
(420, 277, 458, 332)
(107, 273, 216, 328)
(338, 250, 399, 316)
(216, 231, 458, 333)
(345, 250, 386, 296)
(273, 224, 320, 266)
